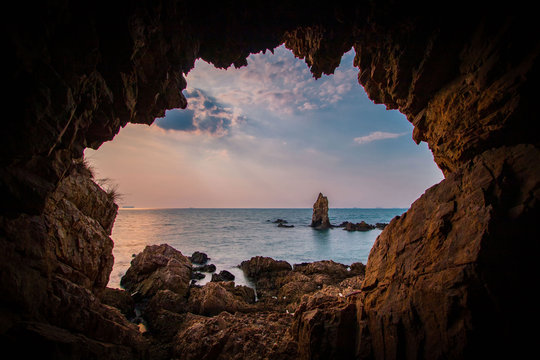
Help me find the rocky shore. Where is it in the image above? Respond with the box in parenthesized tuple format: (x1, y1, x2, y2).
(113, 244, 367, 359)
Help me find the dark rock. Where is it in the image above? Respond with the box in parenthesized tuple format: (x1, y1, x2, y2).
(343, 221, 375, 231)
(278, 223, 294, 228)
(375, 222, 388, 230)
(211, 270, 235, 282)
(143, 290, 189, 340)
(191, 272, 205, 280)
(194, 263, 216, 273)
(95, 287, 135, 318)
(310, 193, 331, 229)
(273, 219, 288, 223)
(189, 251, 209, 265)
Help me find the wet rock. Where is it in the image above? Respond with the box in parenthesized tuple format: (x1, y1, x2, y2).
(310, 193, 331, 229)
(211, 270, 235, 282)
(120, 244, 192, 299)
(278, 223, 295, 228)
(191, 272, 205, 280)
(194, 263, 216, 273)
(375, 222, 388, 230)
(273, 218, 288, 223)
(343, 221, 375, 231)
(189, 251, 209, 265)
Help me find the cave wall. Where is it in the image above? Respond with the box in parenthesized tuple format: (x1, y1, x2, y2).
(1, 0, 539, 358)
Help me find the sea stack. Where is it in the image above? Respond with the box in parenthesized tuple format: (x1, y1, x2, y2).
(310, 193, 331, 229)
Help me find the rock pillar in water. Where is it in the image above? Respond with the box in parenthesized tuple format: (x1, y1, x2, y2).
(310, 193, 331, 229)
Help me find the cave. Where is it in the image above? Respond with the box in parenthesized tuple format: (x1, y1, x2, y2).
(1, 1, 539, 359)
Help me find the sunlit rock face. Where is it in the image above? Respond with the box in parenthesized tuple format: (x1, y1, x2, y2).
(1, 1, 539, 359)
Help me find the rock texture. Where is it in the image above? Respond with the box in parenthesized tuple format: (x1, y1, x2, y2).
(310, 193, 331, 229)
(121, 244, 192, 299)
(2, 1, 539, 359)
(0, 160, 146, 358)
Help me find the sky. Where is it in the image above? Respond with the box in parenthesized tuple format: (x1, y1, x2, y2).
(85, 45, 444, 208)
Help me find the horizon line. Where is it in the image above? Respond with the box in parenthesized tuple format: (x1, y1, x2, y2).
(119, 206, 410, 210)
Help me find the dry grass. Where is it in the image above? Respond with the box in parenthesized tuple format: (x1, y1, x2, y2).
(96, 177, 123, 203)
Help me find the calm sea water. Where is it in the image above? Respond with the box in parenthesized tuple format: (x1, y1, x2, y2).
(108, 208, 407, 289)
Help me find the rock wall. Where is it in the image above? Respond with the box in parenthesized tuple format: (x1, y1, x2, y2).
(0, 160, 146, 358)
(2, 1, 539, 359)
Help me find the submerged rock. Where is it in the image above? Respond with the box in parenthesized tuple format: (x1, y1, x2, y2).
(310, 193, 331, 229)
(278, 223, 295, 228)
(343, 221, 375, 231)
(375, 222, 388, 230)
(211, 270, 235, 282)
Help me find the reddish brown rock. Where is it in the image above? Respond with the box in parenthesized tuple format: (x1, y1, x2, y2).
(310, 193, 331, 229)
(239, 256, 292, 279)
(291, 286, 359, 360)
(120, 244, 192, 299)
(172, 312, 297, 360)
(356, 144, 540, 359)
(186, 282, 255, 316)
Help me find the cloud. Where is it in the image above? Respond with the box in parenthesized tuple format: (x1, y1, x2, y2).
(354, 131, 408, 145)
(184, 46, 360, 116)
(154, 88, 245, 136)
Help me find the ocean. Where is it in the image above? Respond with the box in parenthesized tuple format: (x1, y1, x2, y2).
(108, 208, 407, 289)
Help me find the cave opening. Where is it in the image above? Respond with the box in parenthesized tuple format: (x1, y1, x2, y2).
(83, 44, 443, 289)
(2, 2, 538, 359)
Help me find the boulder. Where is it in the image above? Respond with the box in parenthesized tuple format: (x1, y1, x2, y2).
(189, 251, 209, 265)
(120, 244, 192, 299)
(194, 263, 216, 273)
(294, 260, 350, 284)
(95, 287, 135, 318)
(186, 282, 254, 316)
(375, 222, 388, 230)
(343, 221, 375, 231)
(191, 272, 205, 280)
(310, 193, 331, 229)
(211, 270, 235, 282)
(349, 262, 366, 276)
(239, 256, 292, 280)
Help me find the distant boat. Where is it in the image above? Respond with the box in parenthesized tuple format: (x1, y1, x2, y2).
(122, 206, 135, 208)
